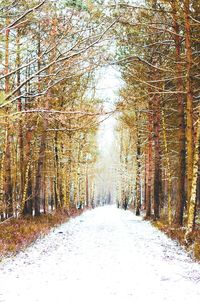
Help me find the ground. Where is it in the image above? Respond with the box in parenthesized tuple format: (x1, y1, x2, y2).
(0, 205, 200, 302)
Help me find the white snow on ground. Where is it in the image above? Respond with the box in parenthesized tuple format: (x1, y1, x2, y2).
(0, 205, 200, 302)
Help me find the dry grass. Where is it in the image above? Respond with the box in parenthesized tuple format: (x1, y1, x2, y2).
(0, 208, 83, 260)
(152, 220, 200, 262)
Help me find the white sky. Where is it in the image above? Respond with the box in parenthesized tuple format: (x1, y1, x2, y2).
(94, 64, 123, 202)
(96, 65, 122, 156)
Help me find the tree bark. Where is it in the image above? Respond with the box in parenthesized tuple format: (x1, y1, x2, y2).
(162, 110, 172, 226)
(171, 1, 186, 226)
(22, 113, 36, 216)
(16, 28, 24, 202)
(184, 0, 194, 207)
(34, 118, 48, 216)
(135, 113, 141, 216)
(145, 98, 153, 219)
(153, 100, 161, 220)
(186, 112, 200, 232)
(4, 17, 13, 218)
(54, 131, 61, 209)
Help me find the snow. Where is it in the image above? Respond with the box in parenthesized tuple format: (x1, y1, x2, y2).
(0, 205, 200, 302)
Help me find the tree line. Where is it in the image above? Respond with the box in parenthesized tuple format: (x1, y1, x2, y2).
(0, 0, 115, 220)
(0, 0, 199, 241)
(115, 0, 200, 236)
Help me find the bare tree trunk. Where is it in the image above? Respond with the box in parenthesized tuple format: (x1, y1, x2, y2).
(0, 143, 5, 220)
(16, 28, 24, 203)
(162, 110, 172, 226)
(135, 113, 141, 216)
(22, 126, 33, 216)
(184, 0, 194, 207)
(145, 98, 153, 219)
(186, 112, 200, 233)
(4, 131, 13, 218)
(4, 18, 13, 218)
(144, 147, 147, 211)
(54, 131, 61, 209)
(153, 93, 161, 220)
(85, 164, 89, 207)
(170, 0, 186, 225)
(171, 1, 186, 226)
(34, 118, 48, 216)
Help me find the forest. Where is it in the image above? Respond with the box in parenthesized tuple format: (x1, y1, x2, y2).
(0, 0, 200, 261)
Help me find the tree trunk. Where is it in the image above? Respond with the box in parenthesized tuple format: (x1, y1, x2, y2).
(162, 110, 172, 226)
(153, 94, 161, 220)
(16, 28, 24, 202)
(145, 98, 153, 219)
(171, 1, 186, 226)
(85, 164, 89, 207)
(0, 143, 5, 220)
(186, 113, 200, 233)
(4, 18, 13, 218)
(184, 0, 194, 207)
(54, 131, 61, 209)
(4, 130, 13, 218)
(135, 113, 141, 216)
(22, 127, 33, 216)
(34, 120, 47, 216)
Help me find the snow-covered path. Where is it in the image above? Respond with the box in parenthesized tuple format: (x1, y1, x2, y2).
(0, 206, 200, 302)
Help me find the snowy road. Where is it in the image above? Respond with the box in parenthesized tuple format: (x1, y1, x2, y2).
(0, 206, 200, 302)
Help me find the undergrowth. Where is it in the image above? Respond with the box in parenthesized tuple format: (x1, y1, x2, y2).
(0, 208, 83, 261)
(152, 220, 200, 262)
